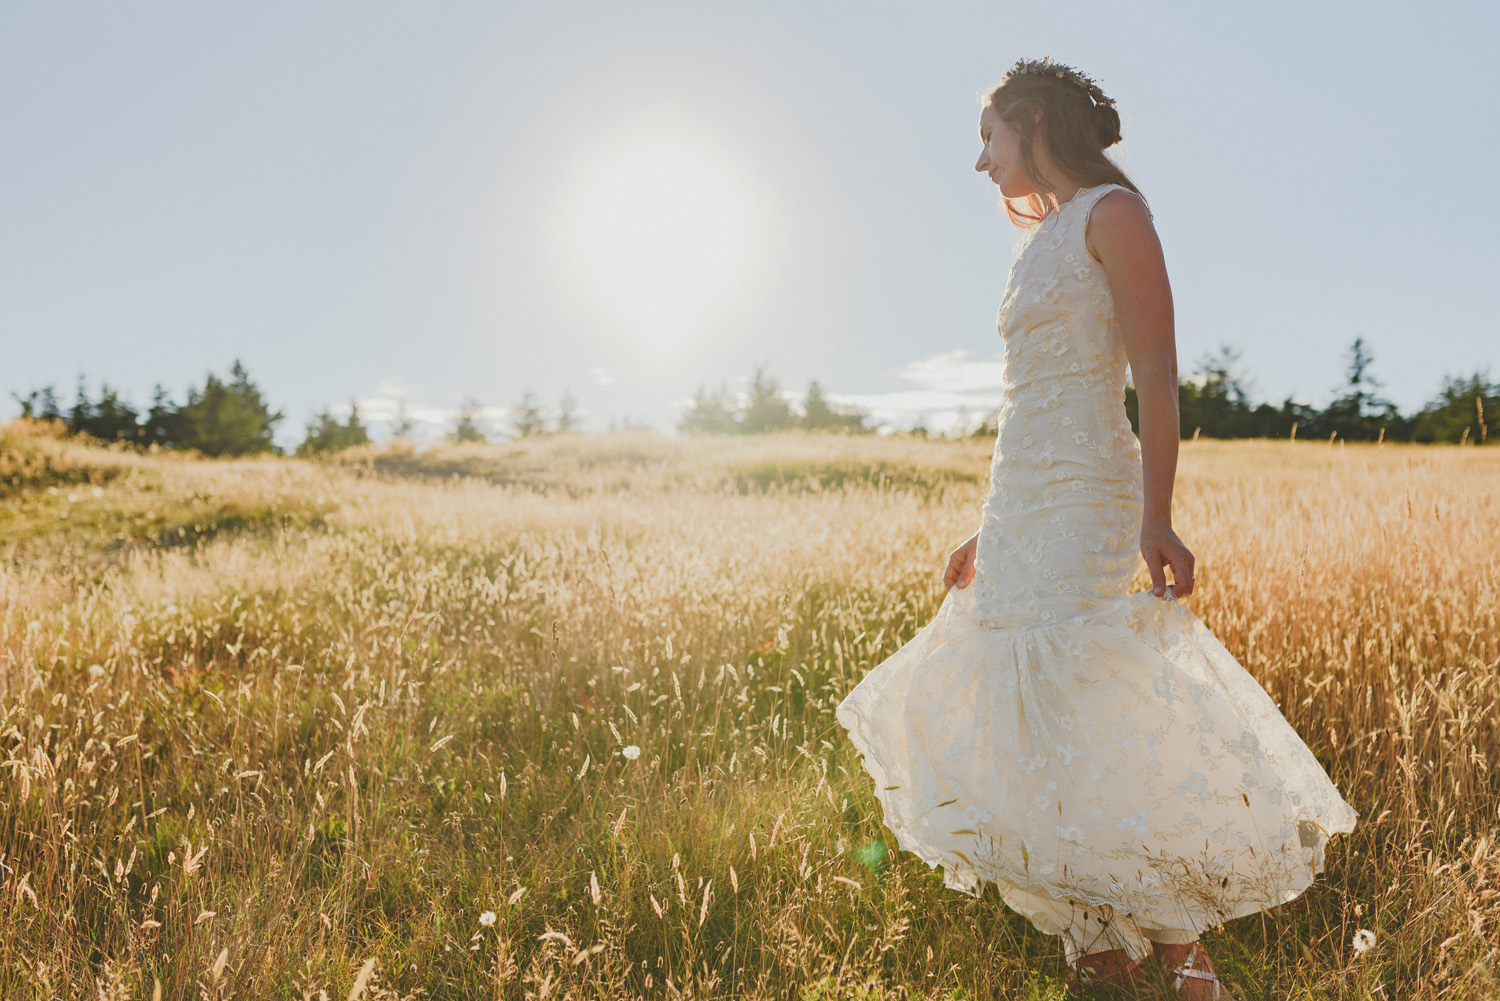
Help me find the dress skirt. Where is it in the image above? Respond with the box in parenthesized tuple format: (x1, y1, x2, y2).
(834, 575, 1358, 964)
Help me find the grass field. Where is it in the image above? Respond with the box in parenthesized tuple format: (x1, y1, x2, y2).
(1, 420, 1497, 1000)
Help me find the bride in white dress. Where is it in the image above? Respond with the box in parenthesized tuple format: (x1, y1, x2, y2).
(835, 58, 1357, 999)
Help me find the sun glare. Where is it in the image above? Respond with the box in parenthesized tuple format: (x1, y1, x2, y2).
(551, 129, 771, 344)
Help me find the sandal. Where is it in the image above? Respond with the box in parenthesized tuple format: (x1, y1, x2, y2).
(1167, 942, 1236, 1000)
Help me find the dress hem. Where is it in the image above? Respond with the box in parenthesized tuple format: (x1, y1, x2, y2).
(834, 582, 1358, 931)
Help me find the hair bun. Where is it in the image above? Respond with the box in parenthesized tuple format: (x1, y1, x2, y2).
(1093, 102, 1122, 149)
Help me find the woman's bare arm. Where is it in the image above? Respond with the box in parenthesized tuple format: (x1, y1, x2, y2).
(1086, 189, 1195, 598)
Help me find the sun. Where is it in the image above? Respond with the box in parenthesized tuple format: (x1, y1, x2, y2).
(550, 125, 772, 344)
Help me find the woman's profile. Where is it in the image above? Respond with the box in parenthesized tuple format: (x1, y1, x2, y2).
(835, 57, 1357, 999)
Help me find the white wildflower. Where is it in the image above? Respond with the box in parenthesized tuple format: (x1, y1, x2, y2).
(621, 745, 641, 761)
(479, 911, 497, 927)
(1351, 928, 1376, 955)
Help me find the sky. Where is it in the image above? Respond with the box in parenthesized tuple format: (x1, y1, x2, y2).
(3, 0, 1497, 446)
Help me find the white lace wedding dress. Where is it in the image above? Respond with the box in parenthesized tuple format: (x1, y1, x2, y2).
(835, 183, 1357, 957)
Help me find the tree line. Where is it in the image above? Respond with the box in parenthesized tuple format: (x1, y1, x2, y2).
(12, 361, 286, 456)
(1139, 338, 1493, 445)
(8, 337, 1496, 457)
(9, 363, 594, 456)
(682, 339, 1495, 445)
(678, 370, 872, 435)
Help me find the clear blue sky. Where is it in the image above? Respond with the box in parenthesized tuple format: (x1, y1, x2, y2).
(3, 0, 1497, 445)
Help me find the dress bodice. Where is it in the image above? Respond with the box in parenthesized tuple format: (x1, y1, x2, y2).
(973, 183, 1153, 629)
(994, 182, 1149, 466)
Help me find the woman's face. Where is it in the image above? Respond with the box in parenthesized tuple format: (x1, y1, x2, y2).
(975, 105, 1033, 199)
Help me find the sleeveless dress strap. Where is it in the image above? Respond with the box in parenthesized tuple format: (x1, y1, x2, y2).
(1074, 182, 1153, 223)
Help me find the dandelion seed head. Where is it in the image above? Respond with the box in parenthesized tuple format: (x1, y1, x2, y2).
(1351, 928, 1376, 954)
(621, 745, 641, 760)
(479, 911, 497, 927)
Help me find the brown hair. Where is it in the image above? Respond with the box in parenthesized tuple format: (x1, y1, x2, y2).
(984, 58, 1146, 228)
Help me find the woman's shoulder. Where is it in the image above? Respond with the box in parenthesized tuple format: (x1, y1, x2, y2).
(1086, 184, 1154, 225)
(1083, 186, 1160, 264)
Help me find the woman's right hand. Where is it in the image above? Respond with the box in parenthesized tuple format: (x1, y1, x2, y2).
(944, 532, 980, 590)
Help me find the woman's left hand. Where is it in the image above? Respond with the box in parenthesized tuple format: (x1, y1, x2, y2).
(1141, 520, 1194, 598)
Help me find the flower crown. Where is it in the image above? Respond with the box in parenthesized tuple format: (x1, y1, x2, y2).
(1003, 56, 1115, 110)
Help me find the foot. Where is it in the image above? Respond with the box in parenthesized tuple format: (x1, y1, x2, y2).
(1151, 941, 1240, 1001)
(1068, 947, 1149, 991)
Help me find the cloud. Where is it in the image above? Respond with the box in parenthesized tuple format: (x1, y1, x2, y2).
(827, 348, 1008, 434)
(324, 378, 483, 442)
(589, 367, 615, 386)
(375, 377, 426, 400)
(332, 396, 451, 427)
(889, 349, 1007, 393)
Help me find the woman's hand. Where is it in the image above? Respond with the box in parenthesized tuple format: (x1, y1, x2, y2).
(945, 532, 980, 590)
(1141, 520, 1194, 598)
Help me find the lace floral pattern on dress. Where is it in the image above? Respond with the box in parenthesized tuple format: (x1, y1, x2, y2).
(835, 183, 1357, 936)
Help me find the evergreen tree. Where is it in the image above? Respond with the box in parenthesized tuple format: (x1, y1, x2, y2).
(89, 383, 142, 442)
(678, 382, 742, 435)
(742, 367, 793, 433)
(969, 408, 1001, 439)
(1410, 369, 1498, 444)
(512, 390, 547, 438)
(297, 401, 370, 455)
(799, 380, 870, 433)
(555, 389, 580, 432)
(176, 360, 284, 456)
(70, 376, 92, 434)
(1244, 396, 1310, 439)
(390, 399, 417, 440)
(1316, 336, 1400, 441)
(50, 377, 142, 441)
(1179, 344, 1253, 438)
(140, 384, 183, 448)
(801, 380, 838, 430)
(449, 397, 488, 443)
(12, 386, 64, 422)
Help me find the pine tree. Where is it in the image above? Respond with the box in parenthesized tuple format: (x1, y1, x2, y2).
(512, 390, 547, 438)
(12, 386, 64, 422)
(390, 399, 417, 440)
(555, 389, 580, 432)
(297, 401, 370, 455)
(801, 380, 837, 430)
(90, 383, 142, 442)
(1179, 344, 1253, 438)
(140, 385, 183, 448)
(798, 379, 869, 433)
(678, 382, 742, 435)
(1411, 368, 1499, 444)
(742, 367, 792, 433)
(449, 397, 488, 443)
(1318, 336, 1398, 441)
(70, 375, 93, 434)
(177, 360, 284, 456)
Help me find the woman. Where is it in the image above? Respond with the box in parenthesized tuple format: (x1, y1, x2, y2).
(834, 58, 1357, 999)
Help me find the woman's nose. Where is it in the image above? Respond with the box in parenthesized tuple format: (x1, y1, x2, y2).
(975, 152, 988, 172)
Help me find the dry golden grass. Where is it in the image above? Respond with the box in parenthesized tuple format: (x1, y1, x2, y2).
(1, 420, 1496, 999)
